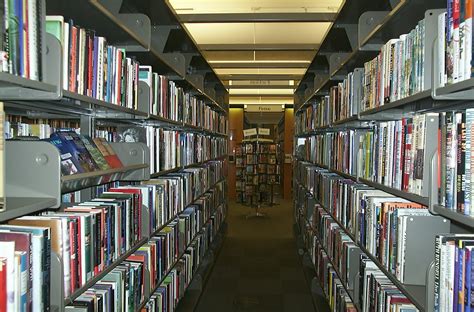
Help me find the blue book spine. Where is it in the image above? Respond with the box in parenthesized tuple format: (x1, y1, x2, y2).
(455, 245, 460, 310)
(105, 209, 110, 265)
(466, 249, 471, 312)
(106, 46, 112, 103)
(48, 133, 85, 174)
(18, 251, 27, 312)
(460, 247, 466, 312)
(92, 36, 98, 99)
(15, 0, 22, 76)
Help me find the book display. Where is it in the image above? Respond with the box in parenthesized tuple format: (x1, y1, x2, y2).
(293, 0, 474, 310)
(0, 0, 229, 310)
(235, 140, 280, 207)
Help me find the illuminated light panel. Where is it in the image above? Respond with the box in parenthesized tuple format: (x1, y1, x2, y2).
(183, 22, 331, 45)
(215, 68, 306, 75)
(229, 96, 294, 105)
(229, 88, 294, 95)
(168, 0, 343, 14)
(203, 50, 316, 62)
(208, 60, 311, 64)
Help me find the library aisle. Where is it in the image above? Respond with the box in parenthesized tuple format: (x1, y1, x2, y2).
(194, 200, 316, 312)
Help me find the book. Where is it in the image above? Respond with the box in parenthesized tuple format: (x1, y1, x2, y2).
(92, 137, 123, 169)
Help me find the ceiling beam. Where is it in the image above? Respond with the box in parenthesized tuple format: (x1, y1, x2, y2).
(211, 62, 309, 68)
(200, 44, 319, 51)
(178, 12, 337, 23)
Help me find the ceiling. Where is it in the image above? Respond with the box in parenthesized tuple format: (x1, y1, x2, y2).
(167, 0, 344, 107)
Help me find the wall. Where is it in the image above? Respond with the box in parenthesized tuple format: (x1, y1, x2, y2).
(228, 108, 244, 200)
(283, 108, 294, 200)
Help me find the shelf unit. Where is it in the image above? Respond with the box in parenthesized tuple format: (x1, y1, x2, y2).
(291, 1, 474, 310)
(294, 178, 445, 311)
(0, 0, 230, 310)
(235, 139, 280, 206)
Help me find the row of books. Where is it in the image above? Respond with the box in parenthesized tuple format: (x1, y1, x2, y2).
(438, 110, 474, 215)
(0, 4, 226, 122)
(4, 118, 80, 139)
(362, 18, 426, 111)
(296, 162, 448, 285)
(295, 98, 330, 134)
(296, 16, 427, 125)
(183, 94, 227, 134)
(359, 114, 437, 198)
(296, 112, 438, 198)
(297, 199, 419, 312)
(66, 197, 226, 311)
(94, 126, 227, 174)
(0, 171, 226, 310)
(434, 234, 474, 312)
(0, 0, 43, 80)
(438, 1, 473, 88)
(141, 204, 226, 312)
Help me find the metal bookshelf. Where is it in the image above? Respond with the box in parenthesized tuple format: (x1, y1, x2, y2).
(292, 2, 474, 309)
(0, 0, 230, 310)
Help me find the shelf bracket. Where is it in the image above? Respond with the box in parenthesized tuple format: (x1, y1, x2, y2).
(358, 11, 388, 49)
(151, 25, 186, 77)
(334, 23, 359, 52)
(0, 33, 62, 100)
(329, 53, 351, 77)
(137, 80, 151, 115)
(93, 0, 151, 51)
(425, 261, 436, 311)
(186, 73, 205, 94)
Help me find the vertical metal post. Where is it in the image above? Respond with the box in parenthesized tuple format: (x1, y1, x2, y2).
(80, 114, 95, 201)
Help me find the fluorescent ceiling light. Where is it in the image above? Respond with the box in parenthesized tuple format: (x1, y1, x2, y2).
(215, 68, 306, 75)
(168, 0, 343, 14)
(209, 60, 311, 64)
(229, 88, 294, 95)
(230, 96, 294, 105)
(183, 22, 331, 45)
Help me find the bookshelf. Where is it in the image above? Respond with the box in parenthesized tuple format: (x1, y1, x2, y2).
(0, 0, 229, 310)
(235, 139, 280, 208)
(293, 0, 474, 311)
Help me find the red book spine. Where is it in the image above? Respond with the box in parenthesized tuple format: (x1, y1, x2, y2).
(402, 123, 413, 191)
(76, 217, 82, 286)
(70, 26, 78, 92)
(0, 258, 6, 312)
(68, 220, 77, 292)
(87, 34, 93, 97)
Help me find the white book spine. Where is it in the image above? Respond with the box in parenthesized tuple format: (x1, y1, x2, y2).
(62, 23, 69, 90)
(27, 0, 38, 80)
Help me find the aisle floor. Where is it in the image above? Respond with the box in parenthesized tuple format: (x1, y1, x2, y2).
(195, 200, 316, 312)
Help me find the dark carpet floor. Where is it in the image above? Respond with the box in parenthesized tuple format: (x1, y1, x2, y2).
(194, 200, 316, 312)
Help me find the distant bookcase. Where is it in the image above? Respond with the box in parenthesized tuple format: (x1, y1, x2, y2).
(235, 139, 280, 206)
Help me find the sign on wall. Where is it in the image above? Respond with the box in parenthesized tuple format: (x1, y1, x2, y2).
(258, 128, 270, 135)
(244, 105, 284, 112)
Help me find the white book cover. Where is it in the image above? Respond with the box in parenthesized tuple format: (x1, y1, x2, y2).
(465, 0, 473, 80)
(0, 241, 15, 311)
